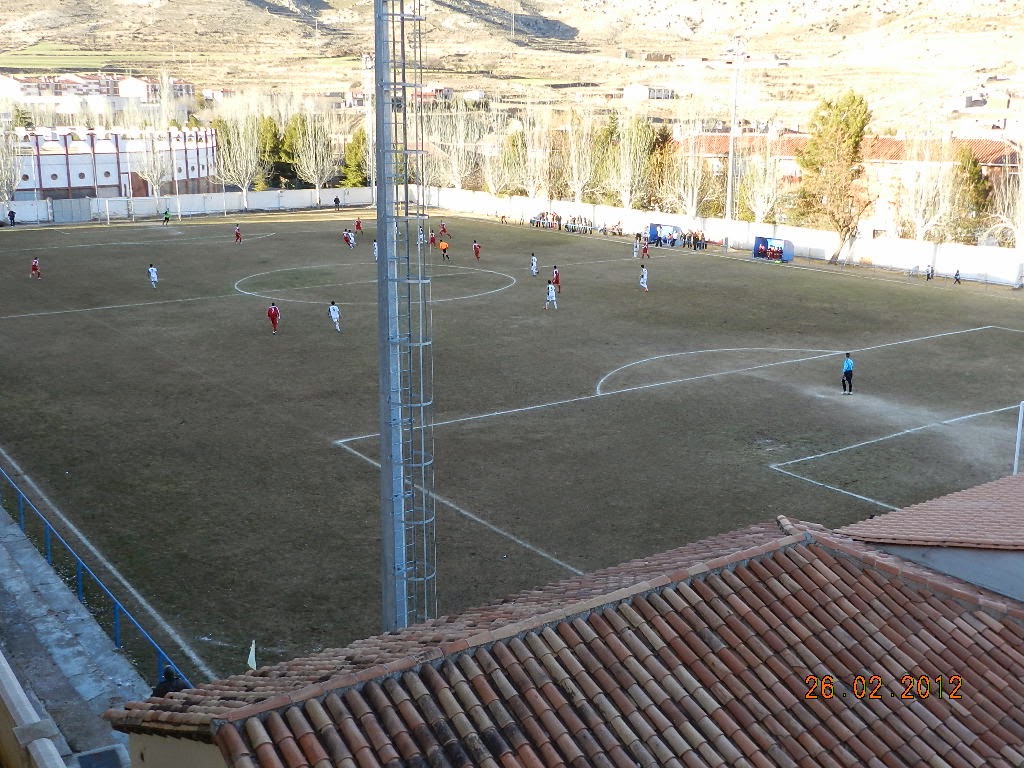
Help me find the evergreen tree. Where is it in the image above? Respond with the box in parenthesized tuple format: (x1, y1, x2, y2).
(342, 127, 368, 187)
(12, 106, 34, 130)
(948, 147, 992, 243)
(795, 91, 872, 262)
(256, 115, 283, 188)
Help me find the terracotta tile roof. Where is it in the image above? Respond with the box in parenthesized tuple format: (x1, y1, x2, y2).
(107, 515, 1024, 767)
(104, 522, 784, 740)
(837, 473, 1024, 550)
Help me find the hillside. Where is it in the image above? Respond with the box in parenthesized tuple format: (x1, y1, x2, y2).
(0, 0, 1022, 129)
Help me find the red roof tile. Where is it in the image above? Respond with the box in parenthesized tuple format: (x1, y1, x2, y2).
(837, 473, 1024, 549)
(108, 514, 1024, 766)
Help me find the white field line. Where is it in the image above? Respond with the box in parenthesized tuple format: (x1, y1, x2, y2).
(770, 466, 900, 511)
(1, 231, 277, 255)
(336, 440, 584, 575)
(0, 443, 217, 680)
(596, 348, 841, 395)
(338, 326, 997, 443)
(0, 293, 242, 321)
(336, 326, 1008, 532)
(770, 403, 1021, 509)
(773, 403, 1020, 469)
(233, 263, 518, 305)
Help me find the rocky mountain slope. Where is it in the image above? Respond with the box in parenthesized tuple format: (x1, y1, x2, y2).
(0, 0, 1021, 129)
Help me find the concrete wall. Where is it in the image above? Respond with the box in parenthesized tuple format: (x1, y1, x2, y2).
(416, 187, 1024, 287)
(879, 545, 1024, 602)
(0, 648, 65, 768)
(88, 186, 375, 222)
(130, 732, 224, 768)
(7, 182, 1023, 286)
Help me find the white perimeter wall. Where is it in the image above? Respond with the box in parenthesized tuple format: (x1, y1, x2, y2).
(420, 187, 1024, 287)
(4, 185, 1022, 286)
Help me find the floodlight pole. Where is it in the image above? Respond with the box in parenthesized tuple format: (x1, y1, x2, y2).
(374, 0, 436, 633)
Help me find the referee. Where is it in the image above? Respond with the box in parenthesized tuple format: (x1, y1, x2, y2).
(842, 352, 854, 395)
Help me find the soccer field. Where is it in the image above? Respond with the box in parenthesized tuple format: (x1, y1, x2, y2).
(1, 210, 1022, 681)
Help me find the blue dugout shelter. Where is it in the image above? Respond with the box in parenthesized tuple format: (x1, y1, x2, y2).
(752, 236, 794, 262)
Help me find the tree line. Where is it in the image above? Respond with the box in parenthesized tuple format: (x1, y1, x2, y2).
(0, 91, 1016, 258)
(415, 92, 1005, 261)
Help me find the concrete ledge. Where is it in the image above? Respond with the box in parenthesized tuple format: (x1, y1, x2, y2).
(0, 646, 65, 768)
(14, 718, 60, 747)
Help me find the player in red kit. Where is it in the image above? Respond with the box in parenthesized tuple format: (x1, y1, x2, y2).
(438, 221, 448, 237)
(30, 257, 42, 278)
(428, 230, 436, 249)
(552, 265, 561, 293)
(267, 302, 281, 334)
(234, 225, 242, 243)
(354, 218, 363, 235)
(472, 240, 481, 260)
(641, 242, 649, 259)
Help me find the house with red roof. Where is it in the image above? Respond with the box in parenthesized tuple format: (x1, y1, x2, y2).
(105, 479, 1024, 767)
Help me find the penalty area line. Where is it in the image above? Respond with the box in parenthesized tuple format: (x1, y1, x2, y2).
(0, 443, 218, 681)
(770, 402, 1020, 509)
(0, 293, 242, 321)
(336, 441, 584, 575)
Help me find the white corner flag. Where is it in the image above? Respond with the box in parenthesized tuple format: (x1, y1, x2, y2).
(247, 640, 257, 671)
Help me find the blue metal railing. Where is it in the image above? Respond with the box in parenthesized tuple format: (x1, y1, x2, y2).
(0, 464, 192, 688)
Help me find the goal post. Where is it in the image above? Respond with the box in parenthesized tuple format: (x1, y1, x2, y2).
(1014, 401, 1024, 475)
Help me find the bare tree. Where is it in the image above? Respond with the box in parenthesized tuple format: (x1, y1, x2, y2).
(739, 131, 783, 223)
(895, 136, 957, 241)
(986, 159, 1024, 253)
(609, 112, 654, 210)
(479, 105, 513, 195)
(519, 106, 554, 201)
(0, 130, 22, 213)
(292, 112, 338, 204)
(216, 116, 270, 209)
(563, 108, 598, 204)
(422, 100, 485, 190)
(133, 135, 172, 197)
(668, 128, 714, 219)
(158, 71, 179, 128)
